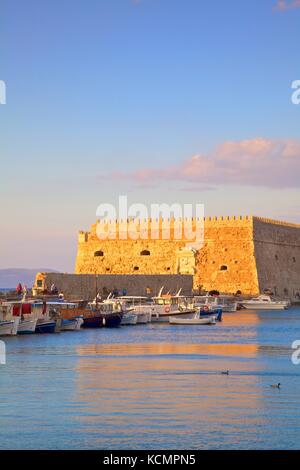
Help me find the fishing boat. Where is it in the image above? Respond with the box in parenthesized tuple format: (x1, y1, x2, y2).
(240, 295, 289, 310)
(17, 318, 37, 334)
(150, 287, 196, 323)
(82, 300, 123, 328)
(0, 303, 20, 335)
(14, 302, 38, 334)
(60, 316, 84, 331)
(193, 295, 237, 313)
(117, 296, 152, 323)
(0, 320, 18, 336)
(35, 319, 56, 334)
(169, 314, 216, 325)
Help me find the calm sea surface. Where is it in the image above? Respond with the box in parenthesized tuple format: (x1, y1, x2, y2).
(1, 308, 300, 450)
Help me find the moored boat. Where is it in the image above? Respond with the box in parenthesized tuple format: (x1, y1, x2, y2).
(61, 316, 84, 331)
(17, 318, 37, 334)
(150, 288, 196, 323)
(240, 295, 289, 310)
(0, 303, 20, 335)
(169, 314, 216, 325)
(193, 294, 237, 313)
(199, 305, 223, 322)
(117, 296, 152, 323)
(83, 300, 123, 328)
(35, 319, 56, 334)
(120, 312, 138, 325)
(0, 320, 17, 336)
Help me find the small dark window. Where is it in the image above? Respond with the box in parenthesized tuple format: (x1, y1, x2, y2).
(37, 280, 43, 287)
(234, 260, 238, 264)
(275, 255, 278, 261)
(220, 265, 228, 271)
(166, 267, 171, 271)
(94, 250, 104, 257)
(140, 250, 150, 256)
(106, 267, 110, 272)
(293, 257, 296, 263)
(134, 266, 139, 271)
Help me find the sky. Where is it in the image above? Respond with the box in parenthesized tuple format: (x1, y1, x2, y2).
(0, 0, 299, 272)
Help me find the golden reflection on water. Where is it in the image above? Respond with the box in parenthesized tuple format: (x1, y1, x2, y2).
(73, 338, 263, 448)
(76, 342, 259, 358)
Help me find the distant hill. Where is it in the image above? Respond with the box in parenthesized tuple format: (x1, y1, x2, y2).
(0, 268, 59, 289)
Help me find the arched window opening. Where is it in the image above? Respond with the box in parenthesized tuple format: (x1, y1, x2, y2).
(140, 250, 150, 256)
(134, 266, 139, 271)
(220, 265, 228, 271)
(94, 250, 104, 257)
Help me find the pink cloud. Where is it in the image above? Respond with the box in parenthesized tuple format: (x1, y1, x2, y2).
(274, 0, 300, 11)
(100, 138, 300, 188)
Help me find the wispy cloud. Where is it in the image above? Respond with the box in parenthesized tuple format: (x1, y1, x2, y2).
(99, 138, 300, 189)
(274, 0, 300, 11)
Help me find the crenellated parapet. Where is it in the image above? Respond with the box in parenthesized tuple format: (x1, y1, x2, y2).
(78, 215, 255, 242)
(254, 216, 300, 229)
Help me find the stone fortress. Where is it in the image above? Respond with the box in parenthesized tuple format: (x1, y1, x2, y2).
(75, 215, 300, 300)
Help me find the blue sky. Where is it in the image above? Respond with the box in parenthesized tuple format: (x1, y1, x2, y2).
(0, 0, 299, 271)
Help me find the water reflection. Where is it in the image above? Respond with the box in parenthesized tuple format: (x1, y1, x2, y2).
(76, 342, 260, 358)
(73, 340, 264, 449)
(1, 308, 300, 449)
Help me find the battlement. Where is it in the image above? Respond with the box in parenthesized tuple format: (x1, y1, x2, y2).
(78, 215, 256, 242)
(253, 216, 300, 229)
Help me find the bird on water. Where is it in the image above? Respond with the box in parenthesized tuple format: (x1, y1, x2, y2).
(221, 370, 229, 375)
(270, 383, 281, 389)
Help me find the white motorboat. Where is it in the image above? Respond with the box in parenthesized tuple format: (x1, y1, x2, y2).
(240, 295, 289, 310)
(61, 316, 84, 331)
(121, 312, 138, 325)
(169, 314, 216, 325)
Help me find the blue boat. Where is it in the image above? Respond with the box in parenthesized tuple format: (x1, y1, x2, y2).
(200, 306, 222, 322)
(35, 319, 56, 334)
(82, 312, 122, 328)
(82, 298, 124, 328)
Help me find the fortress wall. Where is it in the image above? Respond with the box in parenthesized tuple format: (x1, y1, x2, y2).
(75, 238, 186, 275)
(34, 273, 193, 299)
(75, 216, 260, 295)
(196, 216, 259, 295)
(253, 217, 300, 299)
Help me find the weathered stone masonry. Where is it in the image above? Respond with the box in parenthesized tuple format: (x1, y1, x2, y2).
(74, 215, 300, 299)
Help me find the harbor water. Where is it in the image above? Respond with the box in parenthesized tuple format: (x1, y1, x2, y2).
(1, 307, 300, 450)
